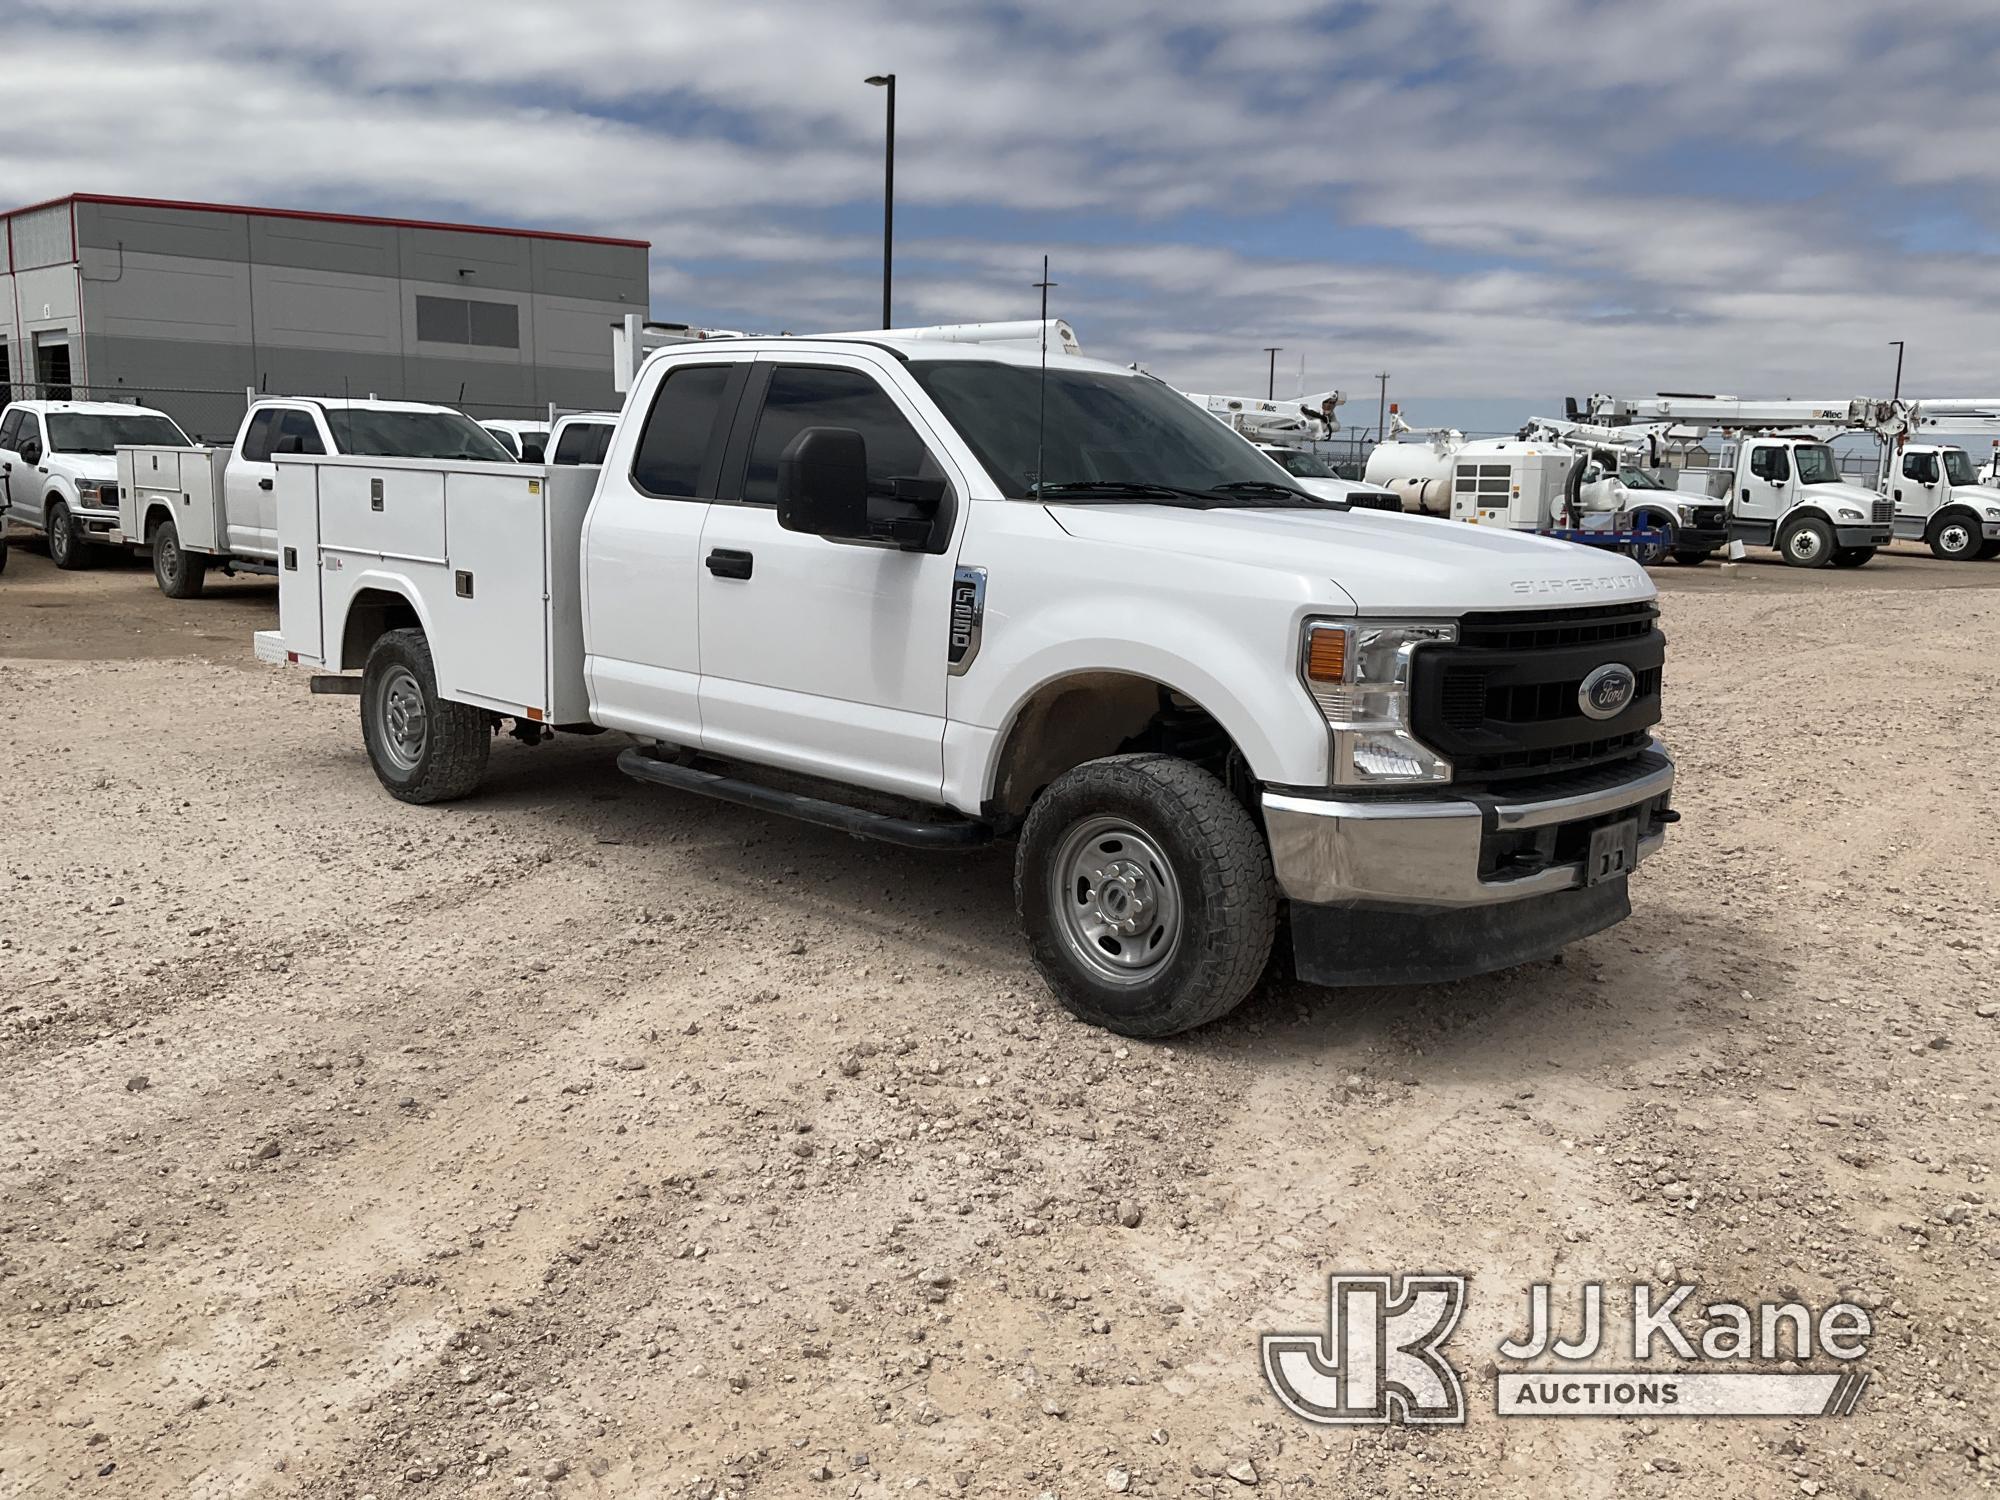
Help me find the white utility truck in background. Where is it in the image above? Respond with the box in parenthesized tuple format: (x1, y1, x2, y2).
(547, 412, 621, 466)
(481, 419, 552, 462)
(1254, 443, 1401, 510)
(257, 330, 1677, 1039)
(1581, 394, 2000, 564)
(0, 399, 191, 569)
(1184, 386, 1347, 444)
(116, 397, 512, 597)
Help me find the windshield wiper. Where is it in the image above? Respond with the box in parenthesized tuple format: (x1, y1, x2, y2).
(1037, 480, 1221, 504)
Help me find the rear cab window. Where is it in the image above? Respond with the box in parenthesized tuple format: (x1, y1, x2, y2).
(553, 422, 613, 466)
(631, 364, 742, 499)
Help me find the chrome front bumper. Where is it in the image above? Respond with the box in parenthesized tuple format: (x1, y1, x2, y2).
(1263, 745, 1675, 908)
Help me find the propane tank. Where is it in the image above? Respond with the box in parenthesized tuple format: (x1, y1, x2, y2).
(1362, 437, 1461, 515)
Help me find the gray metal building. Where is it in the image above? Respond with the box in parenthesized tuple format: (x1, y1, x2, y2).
(0, 194, 650, 438)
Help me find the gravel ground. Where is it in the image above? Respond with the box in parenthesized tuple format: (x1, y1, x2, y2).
(1, 540, 1996, 1499)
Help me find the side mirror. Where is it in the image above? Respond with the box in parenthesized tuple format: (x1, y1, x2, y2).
(777, 427, 870, 539)
(20, 438, 41, 465)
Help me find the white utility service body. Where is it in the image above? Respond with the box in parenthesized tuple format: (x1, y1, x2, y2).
(117, 397, 512, 597)
(263, 335, 1677, 1038)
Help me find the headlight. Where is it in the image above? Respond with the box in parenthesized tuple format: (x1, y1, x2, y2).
(1837, 506, 1863, 521)
(1300, 619, 1455, 785)
(1985, 508, 2000, 521)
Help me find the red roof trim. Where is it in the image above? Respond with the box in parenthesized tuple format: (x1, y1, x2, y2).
(0, 192, 649, 250)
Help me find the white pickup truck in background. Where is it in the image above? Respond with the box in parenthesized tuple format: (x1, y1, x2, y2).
(0, 399, 191, 569)
(258, 333, 1677, 1037)
(117, 397, 512, 596)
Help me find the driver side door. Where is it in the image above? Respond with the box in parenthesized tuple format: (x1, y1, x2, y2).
(1894, 450, 1939, 522)
(1739, 442, 1791, 526)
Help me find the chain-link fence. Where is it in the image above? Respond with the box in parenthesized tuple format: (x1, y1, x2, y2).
(0, 381, 563, 447)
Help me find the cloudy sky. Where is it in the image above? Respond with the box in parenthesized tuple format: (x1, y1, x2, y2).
(14, 0, 2000, 432)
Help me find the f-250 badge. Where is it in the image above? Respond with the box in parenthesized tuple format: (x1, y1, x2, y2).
(948, 566, 987, 676)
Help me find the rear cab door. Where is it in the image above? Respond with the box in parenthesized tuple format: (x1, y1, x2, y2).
(583, 354, 754, 747)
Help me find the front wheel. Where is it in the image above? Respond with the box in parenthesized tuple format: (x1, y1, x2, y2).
(150, 516, 208, 598)
(1015, 753, 1277, 1038)
(360, 628, 492, 804)
(1778, 516, 1835, 568)
(1669, 548, 1712, 566)
(0, 529, 8, 575)
(1978, 540, 2000, 560)
(46, 500, 91, 570)
(1929, 515, 1980, 561)
(1831, 547, 1875, 569)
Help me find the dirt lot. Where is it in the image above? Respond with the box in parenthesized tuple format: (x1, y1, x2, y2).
(2, 538, 1995, 1499)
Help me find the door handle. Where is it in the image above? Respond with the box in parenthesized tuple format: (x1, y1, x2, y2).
(706, 548, 754, 579)
(258, 478, 274, 491)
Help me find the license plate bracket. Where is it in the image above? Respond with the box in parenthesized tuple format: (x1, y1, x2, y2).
(1585, 818, 1640, 886)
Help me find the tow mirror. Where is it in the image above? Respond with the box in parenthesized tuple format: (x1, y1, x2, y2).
(777, 427, 870, 540)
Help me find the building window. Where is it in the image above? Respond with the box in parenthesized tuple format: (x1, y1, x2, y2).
(415, 294, 520, 349)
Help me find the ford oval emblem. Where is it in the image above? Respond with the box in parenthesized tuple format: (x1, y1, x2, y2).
(1578, 663, 1637, 720)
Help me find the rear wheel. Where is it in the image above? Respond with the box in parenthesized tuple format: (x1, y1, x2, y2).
(1978, 540, 2000, 560)
(1928, 513, 1980, 561)
(1016, 753, 1276, 1038)
(360, 628, 491, 804)
(1778, 516, 1835, 568)
(1831, 547, 1875, 568)
(150, 516, 208, 598)
(46, 500, 91, 570)
(1629, 520, 1674, 567)
(0, 529, 9, 575)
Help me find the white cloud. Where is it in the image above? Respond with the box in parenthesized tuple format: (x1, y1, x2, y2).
(10, 0, 2000, 416)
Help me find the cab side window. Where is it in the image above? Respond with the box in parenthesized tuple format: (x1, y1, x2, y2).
(273, 408, 327, 455)
(553, 422, 612, 466)
(0, 410, 21, 450)
(1902, 452, 1938, 484)
(1749, 445, 1790, 482)
(740, 366, 937, 505)
(240, 409, 282, 463)
(631, 365, 735, 499)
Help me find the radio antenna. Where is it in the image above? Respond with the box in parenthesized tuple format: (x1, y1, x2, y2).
(1034, 255, 1056, 497)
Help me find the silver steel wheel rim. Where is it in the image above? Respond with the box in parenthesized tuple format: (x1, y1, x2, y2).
(375, 664, 429, 774)
(1942, 524, 1971, 553)
(157, 532, 179, 580)
(49, 510, 69, 563)
(1789, 528, 1822, 561)
(1051, 816, 1183, 987)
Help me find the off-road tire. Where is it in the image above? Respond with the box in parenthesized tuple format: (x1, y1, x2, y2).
(46, 500, 90, 570)
(1831, 547, 1875, 568)
(1778, 516, 1835, 568)
(1015, 753, 1277, 1038)
(1669, 548, 1712, 566)
(150, 515, 208, 598)
(360, 628, 491, 804)
(1928, 512, 1980, 561)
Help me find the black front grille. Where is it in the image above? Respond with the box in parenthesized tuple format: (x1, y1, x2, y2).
(1414, 604, 1664, 785)
(1871, 499, 1892, 524)
(1689, 505, 1725, 529)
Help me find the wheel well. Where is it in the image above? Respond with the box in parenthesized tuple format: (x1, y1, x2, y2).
(143, 501, 174, 540)
(340, 588, 423, 669)
(986, 673, 1248, 823)
(1780, 508, 1832, 533)
(1929, 505, 1979, 535)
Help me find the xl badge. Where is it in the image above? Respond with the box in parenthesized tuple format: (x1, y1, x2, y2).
(1578, 663, 1636, 720)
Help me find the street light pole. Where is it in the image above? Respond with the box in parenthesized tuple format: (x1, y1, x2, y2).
(1888, 340, 1905, 402)
(865, 74, 896, 329)
(1263, 346, 1282, 400)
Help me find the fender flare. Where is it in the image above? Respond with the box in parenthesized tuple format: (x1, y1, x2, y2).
(1926, 504, 1983, 542)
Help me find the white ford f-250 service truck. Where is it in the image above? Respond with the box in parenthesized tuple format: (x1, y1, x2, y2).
(258, 335, 1677, 1037)
(116, 397, 511, 597)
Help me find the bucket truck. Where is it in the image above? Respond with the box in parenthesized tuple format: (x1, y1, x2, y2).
(1182, 388, 1347, 444)
(1586, 394, 2000, 564)
(1517, 416, 1729, 566)
(1583, 396, 1893, 567)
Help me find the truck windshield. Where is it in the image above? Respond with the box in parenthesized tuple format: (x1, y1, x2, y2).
(909, 361, 1320, 507)
(324, 410, 513, 462)
(1794, 445, 1841, 484)
(1944, 448, 1979, 485)
(1617, 468, 1669, 490)
(47, 412, 189, 453)
(1267, 448, 1336, 479)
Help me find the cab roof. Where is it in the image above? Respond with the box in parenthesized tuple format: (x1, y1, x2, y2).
(251, 396, 460, 415)
(640, 335, 1140, 379)
(5, 398, 175, 417)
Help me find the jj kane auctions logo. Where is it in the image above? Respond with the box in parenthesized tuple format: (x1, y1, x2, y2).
(1263, 1276, 1872, 1424)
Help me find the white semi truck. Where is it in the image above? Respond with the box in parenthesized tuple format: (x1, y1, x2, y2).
(256, 331, 1677, 1038)
(116, 397, 512, 596)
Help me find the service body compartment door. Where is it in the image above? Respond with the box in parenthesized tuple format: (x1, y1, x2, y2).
(116, 446, 226, 551)
(317, 462, 447, 563)
(438, 470, 551, 716)
(274, 460, 325, 665)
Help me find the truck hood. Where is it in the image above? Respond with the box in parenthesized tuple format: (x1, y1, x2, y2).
(1044, 503, 1656, 614)
(1803, 481, 1882, 511)
(49, 454, 118, 483)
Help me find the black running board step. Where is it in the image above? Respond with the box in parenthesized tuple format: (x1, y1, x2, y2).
(617, 748, 991, 850)
(223, 560, 280, 576)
